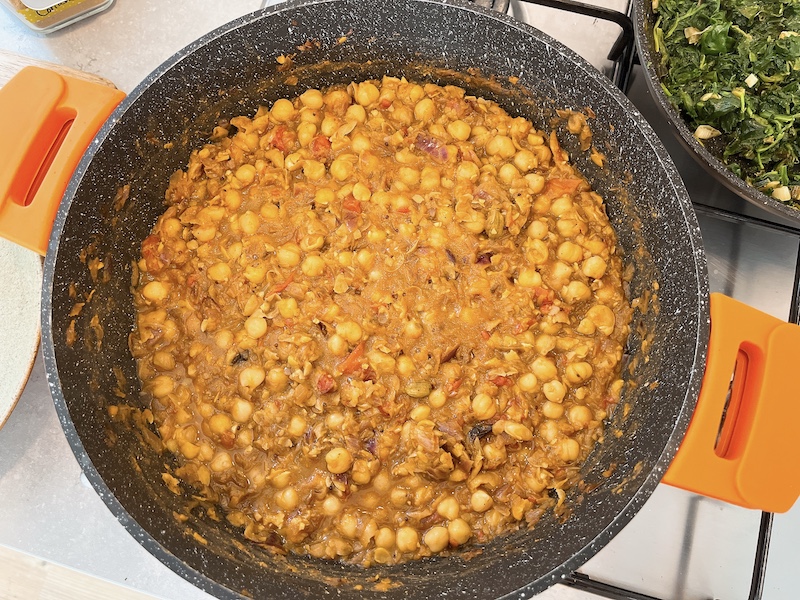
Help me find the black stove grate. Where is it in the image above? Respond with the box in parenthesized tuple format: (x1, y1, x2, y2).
(472, 0, 511, 11)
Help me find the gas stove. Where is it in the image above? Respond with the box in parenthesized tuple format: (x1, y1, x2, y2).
(0, 1, 796, 599)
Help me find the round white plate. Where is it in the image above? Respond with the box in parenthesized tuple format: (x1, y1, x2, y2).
(0, 237, 41, 430)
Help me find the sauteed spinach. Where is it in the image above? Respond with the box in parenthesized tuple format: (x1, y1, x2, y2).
(653, 0, 800, 208)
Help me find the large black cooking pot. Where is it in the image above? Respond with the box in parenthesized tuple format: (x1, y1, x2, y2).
(34, 0, 708, 597)
(633, 0, 800, 223)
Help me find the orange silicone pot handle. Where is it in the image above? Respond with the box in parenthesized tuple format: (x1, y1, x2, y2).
(663, 293, 800, 513)
(0, 66, 125, 255)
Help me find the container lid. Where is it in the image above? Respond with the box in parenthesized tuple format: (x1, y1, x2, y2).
(17, 0, 61, 10)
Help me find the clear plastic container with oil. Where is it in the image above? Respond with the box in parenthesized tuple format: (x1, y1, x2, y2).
(0, 0, 114, 34)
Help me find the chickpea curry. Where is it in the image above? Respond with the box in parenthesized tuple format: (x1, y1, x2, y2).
(130, 77, 632, 566)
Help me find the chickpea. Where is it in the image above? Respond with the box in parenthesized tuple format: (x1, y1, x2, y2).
(543, 380, 566, 403)
(271, 470, 291, 489)
(565, 362, 593, 385)
(352, 182, 371, 202)
(320, 116, 339, 137)
(351, 133, 371, 153)
(436, 495, 460, 521)
(231, 399, 253, 423)
(338, 513, 359, 539)
(296, 121, 317, 147)
(266, 367, 289, 392)
(354, 81, 380, 106)
(287, 414, 307, 437)
(208, 262, 232, 282)
(586, 304, 616, 335)
(471, 393, 497, 420)
(428, 388, 446, 409)
(409, 405, 431, 422)
(420, 167, 441, 190)
(448, 518, 472, 546)
(276, 297, 299, 319)
(525, 239, 549, 265)
(563, 280, 592, 303)
(498, 163, 520, 184)
(150, 375, 174, 399)
(542, 400, 565, 419)
(322, 495, 343, 516)
(375, 527, 396, 549)
(424, 526, 450, 553)
(533, 334, 555, 356)
(180, 442, 200, 459)
(513, 149, 537, 172)
(303, 159, 326, 181)
(557, 218, 583, 238)
(345, 104, 366, 123)
(300, 89, 324, 109)
(398, 166, 420, 186)
(351, 459, 373, 485)
(414, 97, 436, 121)
(550, 196, 573, 217)
(327, 333, 348, 356)
(208, 413, 233, 435)
(557, 241, 583, 264)
(560, 438, 581, 461)
(275, 487, 300, 511)
(330, 156, 354, 181)
(239, 366, 266, 390)
(485, 135, 516, 158)
(517, 372, 538, 393)
(568, 404, 594, 429)
(239, 211, 260, 235)
(582, 255, 608, 280)
(577, 318, 596, 335)
(301, 255, 325, 277)
(455, 161, 480, 181)
(396, 527, 420, 553)
(526, 173, 546, 194)
(336, 321, 362, 344)
(260, 203, 279, 221)
(245, 314, 267, 339)
(285, 149, 309, 175)
(471, 489, 494, 513)
(315, 187, 335, 206)
(538, 419, 560, 443)
(214, 330, 234, 351)
(224, 189, 242, 211)
(325, 447, 354, 474)
(447, 119, 471, 141)
(142, 281, 169, 303)
(270, 98, 295, 122)
(531, 357, 557, 381)
(396, 355, 415, 377)
(527, 219, 548, 240)
(504, 421, 533, 441)
(153, 350, 176, 371)
(517, 267, 542, 288)
(235, 164, 256, 186)
(277, 242, 302, 268)
(391, 487, 409, 508)
(210, 451, 232, 473)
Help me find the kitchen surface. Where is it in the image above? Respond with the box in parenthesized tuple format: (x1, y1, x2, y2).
(0, 1, 798, 599)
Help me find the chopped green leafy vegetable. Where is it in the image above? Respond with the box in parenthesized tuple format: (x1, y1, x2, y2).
(653, 0, 800, 208)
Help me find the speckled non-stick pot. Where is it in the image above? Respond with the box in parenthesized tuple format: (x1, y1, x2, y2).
(633, 0, 800, 223)
(41, 0, 706, 598)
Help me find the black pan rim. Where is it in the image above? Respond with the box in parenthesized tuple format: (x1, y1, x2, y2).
(42, 0, 709, 598)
